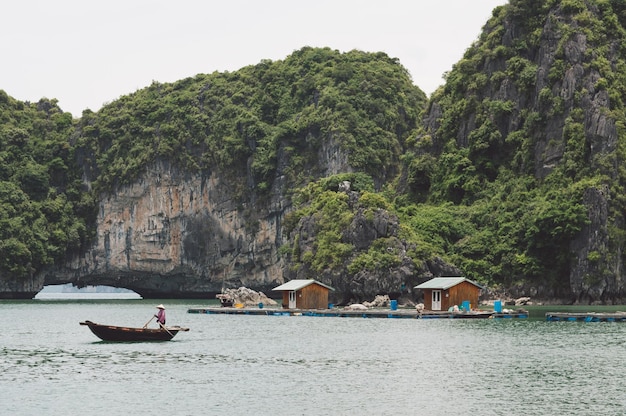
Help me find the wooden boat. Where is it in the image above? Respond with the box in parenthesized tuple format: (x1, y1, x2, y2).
(80, 320, 189, 342)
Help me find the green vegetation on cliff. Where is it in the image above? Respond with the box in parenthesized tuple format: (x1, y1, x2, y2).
(0, 92, 93, 280)
(75, 47, 425, 196)
(399, 0, 626, 298)
(281, 1, 626, 299)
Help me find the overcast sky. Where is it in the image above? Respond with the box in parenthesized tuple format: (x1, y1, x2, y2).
(1, 0, 507, 117)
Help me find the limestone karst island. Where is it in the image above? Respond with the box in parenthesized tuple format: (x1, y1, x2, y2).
(3, 0, 626, 305)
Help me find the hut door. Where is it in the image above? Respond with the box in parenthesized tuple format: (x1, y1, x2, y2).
(289, 291, 297, 308)
(432, 290, 442, 310)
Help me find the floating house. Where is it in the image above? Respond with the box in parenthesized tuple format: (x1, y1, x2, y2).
(272, 279, 334, 309)
(414, 277, 483, 311)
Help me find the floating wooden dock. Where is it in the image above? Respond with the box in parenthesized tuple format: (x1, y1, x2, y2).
(546, 312, 626, 322)
(188, 307, 529, 319)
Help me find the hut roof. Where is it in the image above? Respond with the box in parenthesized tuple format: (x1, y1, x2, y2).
(272, 279, 334, 292)
(414, 277, 483, 290)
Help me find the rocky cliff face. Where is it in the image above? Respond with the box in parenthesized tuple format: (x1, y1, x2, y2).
(37, 161, 287, 298)
(420, 1, 626, 301)
(494, 4, 621, 301)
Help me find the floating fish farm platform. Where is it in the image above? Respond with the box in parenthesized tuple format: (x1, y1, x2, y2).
(545, 312, 626, 322)
(188, 307, 529, 319)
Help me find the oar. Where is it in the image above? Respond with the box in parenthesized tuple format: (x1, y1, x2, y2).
(159, 321, 174, 337)
(143, 315, 155, 328)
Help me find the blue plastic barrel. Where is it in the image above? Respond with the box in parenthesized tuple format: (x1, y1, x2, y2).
(462, 300, 470, 312)
(494, 300, 502, 313)
(258, 302, 263, 309)
(390, 300, 398, 311)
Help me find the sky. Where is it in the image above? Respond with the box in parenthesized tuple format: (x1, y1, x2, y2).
(1, 0, 507, 117)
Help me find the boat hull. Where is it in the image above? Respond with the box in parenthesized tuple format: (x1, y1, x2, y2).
(80, 320, 188, 342)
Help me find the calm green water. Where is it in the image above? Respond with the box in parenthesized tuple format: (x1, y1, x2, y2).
(2, 298, 626, 415)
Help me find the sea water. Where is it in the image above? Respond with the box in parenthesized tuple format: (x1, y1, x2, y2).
(1, 298, 626, 415)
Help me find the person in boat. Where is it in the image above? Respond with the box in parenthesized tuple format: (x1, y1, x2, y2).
(155, 304, 166, 326)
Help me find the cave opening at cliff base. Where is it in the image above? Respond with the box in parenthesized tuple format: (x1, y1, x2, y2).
(34, 283, 141, 299)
